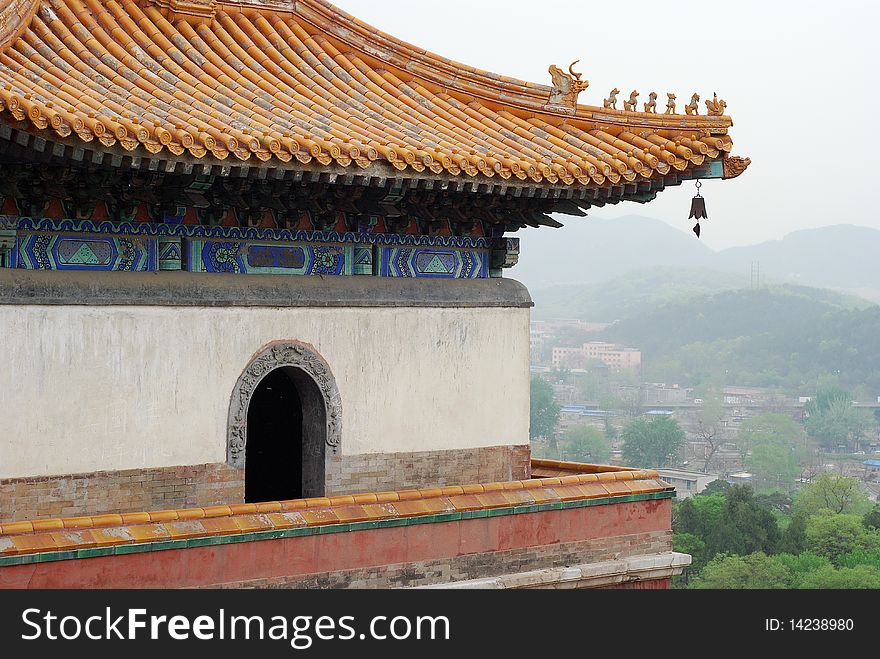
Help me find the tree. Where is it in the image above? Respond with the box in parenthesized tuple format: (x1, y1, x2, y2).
(864, 505, 880, 531)
(793, 474, 872, 517)
(674, 533, 709, 575)
(747, 442, 802, 492)
(805, 386, 876, 451)
(797, 565, 880, 589)
(621, 416, 684, 468)
(736, 414, 808, 491)
(700, 480, 732, 497)
(708, 485, 780, 556)
(574, 365, 605, 403)
(778, 512, 808, 555)
(755, 491, 793, 516)
(737, 413, 808, 453)
(600, 388, 643, 422)
(805, 514, 880, 564)
(693, 389, 726, 472)
(530, 376, 560, 442)
(772, 552, 831, 587)
(692, 553, 790, 589)
(562, 425, 610, 464)
(674, 493, 726, 539)
(839, 550, 880, 570)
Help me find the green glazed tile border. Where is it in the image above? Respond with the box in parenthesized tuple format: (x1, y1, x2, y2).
(459, 509, 489, 520)
(114, 543, 149, 556)
(0, 491, 674, 567)
(76, 547, 114, 560)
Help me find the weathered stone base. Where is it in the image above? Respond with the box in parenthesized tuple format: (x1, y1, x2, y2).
(0, 445, 531, 523)
(218, 531, 673, 589)
(417, 552, 689, 590)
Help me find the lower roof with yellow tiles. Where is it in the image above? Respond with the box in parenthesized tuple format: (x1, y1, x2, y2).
(0, 0, 744, 191)
(0, 462, 674, 559)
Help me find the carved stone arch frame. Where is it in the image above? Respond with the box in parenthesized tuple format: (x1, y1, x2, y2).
(227, 341, 342, 474)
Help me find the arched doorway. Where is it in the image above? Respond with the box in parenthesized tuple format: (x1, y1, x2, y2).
(245, 368, 305, 503)
(228, 342, 342, 504)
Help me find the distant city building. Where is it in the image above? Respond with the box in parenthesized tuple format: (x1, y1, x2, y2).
(723, 386, 773, 405)
(656, 469, 720, 498)
(552, 342, 642, 371)
(530, 323, 549, 357)
(641, 383, 694, 405)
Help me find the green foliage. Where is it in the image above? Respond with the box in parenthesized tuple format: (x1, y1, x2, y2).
(755, 491, 794, 516)
(738, 414, 808, 451)
(736, 414, 807, 492)
(673, 533, 709, 575)
(838, 550, 880, 570)
(772, 552, 832, 587)
(700, 480, 732, 497)
(747, 443, 802, 492)
(797, 565, 880, 589)
(620, 416, 684, 468)
(805, 385, 851, 412)
(708, 485, 780, 557)
(529, 376, 559, 441)
(864, 505, 880, 531)
(674, 493, 726, 539)
(778, 512, 808, 555)
(805, 386, 876, 450)
(692, 553, 790, 590)
(674, 483, 880, 589)
(562, 425, 610, 463)
(794, 474, 873, 517)
(805, 514, 880, 564)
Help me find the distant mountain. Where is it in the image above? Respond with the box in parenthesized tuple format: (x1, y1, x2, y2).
(716, 225, 880, 294)
(513, 215, 713, 290)
(512, 216, 880, 301)
(532, 266, 750, 322)
(597, 287, 880, 393)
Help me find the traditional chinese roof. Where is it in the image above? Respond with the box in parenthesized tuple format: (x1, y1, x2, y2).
(0, 0, 746, 198)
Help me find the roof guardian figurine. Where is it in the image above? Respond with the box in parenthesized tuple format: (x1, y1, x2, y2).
(547, 61, 589, 110)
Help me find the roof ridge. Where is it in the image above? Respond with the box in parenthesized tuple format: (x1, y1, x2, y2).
(222, 0, 732, 128)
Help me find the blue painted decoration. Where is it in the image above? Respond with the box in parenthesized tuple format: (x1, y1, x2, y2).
(14, 234, 157, 271)
(353, 247, 373, 276)
(377, 247, 488, 279)
(158, 237, 183, 271)
(186, 240, 353, 276)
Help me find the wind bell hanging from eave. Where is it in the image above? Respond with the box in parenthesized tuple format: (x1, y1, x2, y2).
(689, 180, 708, 238)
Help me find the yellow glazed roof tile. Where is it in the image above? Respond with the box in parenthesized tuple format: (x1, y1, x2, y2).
(0, 0, 738, 187)
(0, 461, 675, 557)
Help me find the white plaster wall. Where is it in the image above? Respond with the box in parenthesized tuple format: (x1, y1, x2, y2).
(0, 305, 530, 479)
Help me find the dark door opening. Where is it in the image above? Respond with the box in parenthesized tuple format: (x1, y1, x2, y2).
(245, 368, 304, 503)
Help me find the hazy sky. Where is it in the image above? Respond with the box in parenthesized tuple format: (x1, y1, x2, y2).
(331, 0, 878, 250)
